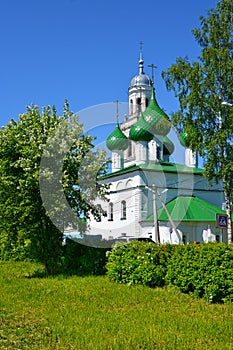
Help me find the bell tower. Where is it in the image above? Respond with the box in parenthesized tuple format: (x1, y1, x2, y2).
(122, 43, 152, 134)
(121, 43, 153, 164)
(128, 42, 153, 119)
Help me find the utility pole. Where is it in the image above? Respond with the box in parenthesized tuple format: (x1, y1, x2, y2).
(145, 185, 182, 244)
(156, 188, 182, 244)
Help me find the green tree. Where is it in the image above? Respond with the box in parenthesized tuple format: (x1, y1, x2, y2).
(162, 0, 233, 242)
(0, 102, 108, 273)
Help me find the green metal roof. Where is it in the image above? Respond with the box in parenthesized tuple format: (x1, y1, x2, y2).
(146, 196, 226, 222)
(104, 162, 204, 179)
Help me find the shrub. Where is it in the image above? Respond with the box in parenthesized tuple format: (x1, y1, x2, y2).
(0, 235, 31, 262)
(106, 241, 233, 303)
(165, 243, 233, 303)
(106, 240, 174, 288)
(61, 238, 109, 276)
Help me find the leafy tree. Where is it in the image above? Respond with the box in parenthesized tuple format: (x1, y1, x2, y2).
(0, 102, 108, 273)
(162, 0, 233, 242)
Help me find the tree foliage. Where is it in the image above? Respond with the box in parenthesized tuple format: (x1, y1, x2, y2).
(162, 0, 233, 239)
(0, 102, 109, 273)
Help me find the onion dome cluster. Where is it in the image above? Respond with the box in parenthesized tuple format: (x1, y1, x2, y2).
(106, 88, 173, 157)
(129, 88, 171, 142)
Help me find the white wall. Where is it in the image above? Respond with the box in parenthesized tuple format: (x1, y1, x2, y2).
(86, 167, 225, 242)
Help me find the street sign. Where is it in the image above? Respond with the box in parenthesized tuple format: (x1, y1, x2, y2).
(216, 214, 228, 229)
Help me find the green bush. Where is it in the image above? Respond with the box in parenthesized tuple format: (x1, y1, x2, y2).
(106, 241, 233, 303)
(165, 243, 233, 303)
(106, 240, 174, 287)
(0, 235, 31, 262)
(61, 238, 109, 276)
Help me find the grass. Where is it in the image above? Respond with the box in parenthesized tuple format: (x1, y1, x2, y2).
(0, 261, 233, 349)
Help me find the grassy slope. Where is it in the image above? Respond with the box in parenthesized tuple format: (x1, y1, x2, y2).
(0, 261, 233, 350)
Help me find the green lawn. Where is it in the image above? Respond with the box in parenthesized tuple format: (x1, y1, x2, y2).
(0, 261, 233, 349)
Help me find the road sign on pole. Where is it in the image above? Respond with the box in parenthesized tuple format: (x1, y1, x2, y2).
(216, 214, 228, 229)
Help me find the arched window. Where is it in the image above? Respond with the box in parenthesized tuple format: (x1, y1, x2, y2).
(136, 97, 141, 113)
(108, 202, 113, 221)
(156, 145, 161, 160)
(121, 200, 126, 220)
(146, 98, 149, 107)
(129, 98, 133, 115)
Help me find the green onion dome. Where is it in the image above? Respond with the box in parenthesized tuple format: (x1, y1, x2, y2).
(106, 123, 129, 151)
(163, 136, 174, 155)
(143, 88, 171, 136)
(180, 127, 203, 148)
(179, 131, 188, 147)
(129, 113, 153, 142)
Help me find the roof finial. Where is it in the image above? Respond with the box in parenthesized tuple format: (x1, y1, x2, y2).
(114, 100, 119, 124)
(140, 41, 143, 60)
(139, 40, 144, 74)
(148, 63, 157, 85)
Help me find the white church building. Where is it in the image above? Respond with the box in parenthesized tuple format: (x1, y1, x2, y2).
(83, 51, 227, 245)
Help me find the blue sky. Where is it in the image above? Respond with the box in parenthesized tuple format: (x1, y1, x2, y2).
(1, 0, 217, 138)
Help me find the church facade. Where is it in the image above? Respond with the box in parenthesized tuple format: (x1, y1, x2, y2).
(85, 52, 227, 244)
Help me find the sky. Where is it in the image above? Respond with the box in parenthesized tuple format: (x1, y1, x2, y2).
(0, 0, 217, 156)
